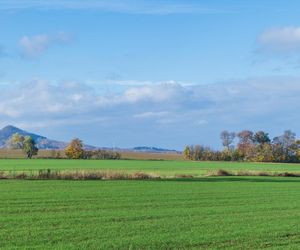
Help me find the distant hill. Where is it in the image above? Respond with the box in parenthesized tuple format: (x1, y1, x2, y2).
(0, 125, 179, 152)
(0, 125, 67, 149)
(132, 146, 179, 153)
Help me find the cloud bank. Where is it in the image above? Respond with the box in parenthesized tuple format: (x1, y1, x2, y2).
(0, 77, 300, 149)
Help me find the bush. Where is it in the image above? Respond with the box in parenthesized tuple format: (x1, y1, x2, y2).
(89, 150, 121, 160)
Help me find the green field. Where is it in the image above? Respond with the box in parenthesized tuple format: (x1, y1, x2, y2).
(2, 159, 300, 249)
(2, 159, 300, 176)
(1, 178, 300, 249)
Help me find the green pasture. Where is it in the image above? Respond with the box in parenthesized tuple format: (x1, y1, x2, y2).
(1, 159, 300, 176)
(1, 178, 300, 249)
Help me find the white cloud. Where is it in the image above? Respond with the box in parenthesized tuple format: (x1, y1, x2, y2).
(19, 32, 72, 58)
(1, 77, 300, 148)
(0, 80, 97, 118)
(121, 83, 185, 103)
(258, 27, 300, 52)
(101, 79, 192, 87)
(133, 111, 169, 119)
(2, 77, 300, 120)
(12, 117, 109, 130)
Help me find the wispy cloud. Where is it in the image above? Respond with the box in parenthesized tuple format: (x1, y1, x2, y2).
(102, 79, 194, 87)
(18, 32, 72, 58)
(133, 111, 169, 119)
(0, 0, 228, 15)
(258, 26, 300, 53)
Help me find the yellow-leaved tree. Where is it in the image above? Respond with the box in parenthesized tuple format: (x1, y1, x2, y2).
(64, 138, 84, 159)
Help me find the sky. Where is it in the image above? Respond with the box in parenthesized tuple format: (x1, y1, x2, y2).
(1, 0, 300, 149)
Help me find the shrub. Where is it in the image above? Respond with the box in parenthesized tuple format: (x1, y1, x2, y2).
(175, 174, 194, 178)
(0, 171, 7, 179)
(216, 169, 232, 176)
(90, 150, 121, 160)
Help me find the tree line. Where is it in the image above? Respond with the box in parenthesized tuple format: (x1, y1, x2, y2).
(64, 138, 121, 160)
(6, 134, 121, 160)
(183, 130, 300, 163)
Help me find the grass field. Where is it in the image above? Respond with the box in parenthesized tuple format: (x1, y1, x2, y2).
(1, 177, 300, 249)
(2, 159, 300, 177)
(2, 159, 300, 249)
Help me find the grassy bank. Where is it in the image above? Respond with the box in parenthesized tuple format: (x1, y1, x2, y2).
(2, 159, 300, 177)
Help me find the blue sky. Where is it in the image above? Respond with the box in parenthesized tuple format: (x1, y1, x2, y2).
(1, 0, 300, 149)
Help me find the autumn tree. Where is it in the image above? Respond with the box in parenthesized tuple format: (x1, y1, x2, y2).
(183, 129, 300, 163)
(6, 133, 38, 158)
(237, 130, 255, 160)
(183, 146, 191, 159)
(253, 143, 273, 162)
(65, 138, 84, 159)
(294, 140, 300, 160)
(6, 133, 25, 149)
(273, 130, 297, 162)
(23, 136, 38, 159)
(237, 130, 254, 144)
(251, 131, 273, 162)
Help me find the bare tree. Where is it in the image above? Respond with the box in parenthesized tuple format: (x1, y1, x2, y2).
(220, 131, 235, 149)
(237, 130, 254, 144)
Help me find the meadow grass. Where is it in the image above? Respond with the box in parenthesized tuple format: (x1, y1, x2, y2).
(1, 178, 300, 249)
(2, 159, 300, 177)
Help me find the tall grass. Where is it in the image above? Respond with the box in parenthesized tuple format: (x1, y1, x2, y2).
(1, 168, 300, 180)
(207, 169, 300, 177)
(0, 169, 160, 180)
